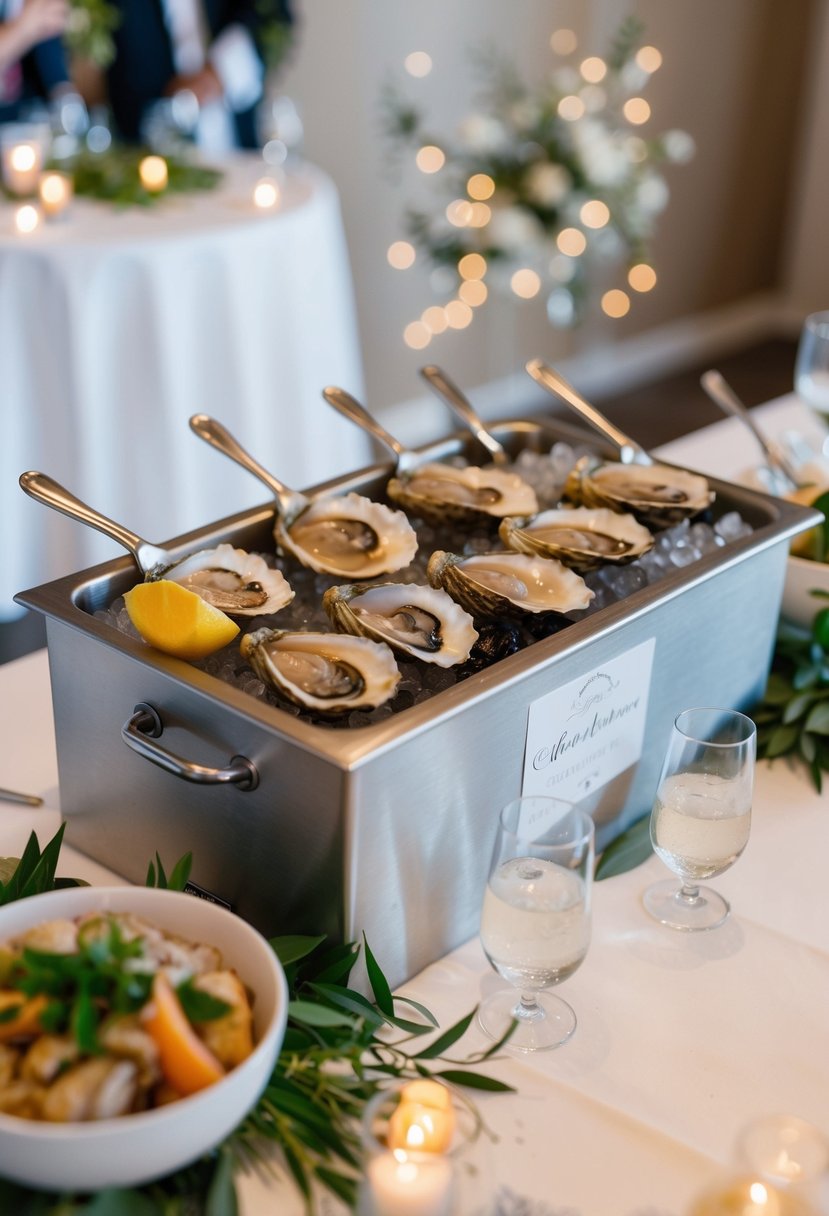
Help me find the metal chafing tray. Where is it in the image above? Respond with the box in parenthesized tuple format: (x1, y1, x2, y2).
(16, 417, 817, 987)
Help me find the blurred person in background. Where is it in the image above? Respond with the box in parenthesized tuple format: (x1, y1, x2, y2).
(0, 0, 71, 122)
(105, 0, 294, 152)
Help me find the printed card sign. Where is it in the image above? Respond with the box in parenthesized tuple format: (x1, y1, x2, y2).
(522, 638, 656, 803)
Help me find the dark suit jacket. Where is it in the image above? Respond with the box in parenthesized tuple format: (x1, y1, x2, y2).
(107, 0, 292, 148)
(0, 33, 69, 122)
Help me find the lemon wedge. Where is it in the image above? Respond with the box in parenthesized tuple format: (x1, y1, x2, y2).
(787, 485, 828, 560)
(124, 579, 240, 660)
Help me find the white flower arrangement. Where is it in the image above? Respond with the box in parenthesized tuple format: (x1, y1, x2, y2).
(383, 19, 694, 346)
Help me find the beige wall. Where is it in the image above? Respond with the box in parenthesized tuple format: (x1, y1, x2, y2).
(278, 1, 816, 416)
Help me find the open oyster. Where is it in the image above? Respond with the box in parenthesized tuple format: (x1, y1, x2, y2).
(240, 628, 400, 715)
(278, 493, 418, 579)
(148, 544, 294, 617)
(565, 458, 713, 527)
(498, 507, 653, 571)
(387, 463, 538, 526)
(427, 550, 593, 619)
(323, 582, 478, 667)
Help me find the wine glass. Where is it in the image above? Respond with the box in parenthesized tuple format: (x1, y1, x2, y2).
(478, 797, 594, 1052)
(795, 311, 829, 440)
(644, 707, 756, 931)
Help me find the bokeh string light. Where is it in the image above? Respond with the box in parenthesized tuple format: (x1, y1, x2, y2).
(385, 16, 693, 351)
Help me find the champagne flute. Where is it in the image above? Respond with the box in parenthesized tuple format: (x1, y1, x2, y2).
(795, 311, 829, 437)
(478, 798, 593, 1052)
(644, 707, 756, 931)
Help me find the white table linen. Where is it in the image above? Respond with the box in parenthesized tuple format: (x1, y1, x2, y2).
(1, 397, 827, 1215)
(1, 156, 370, 619)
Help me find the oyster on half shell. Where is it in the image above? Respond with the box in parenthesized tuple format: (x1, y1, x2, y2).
(149, 543, 293, 617)
(323, 582, 478, 667)
(240, 628, 400, 715)
(565, 458, 713, 527)
(498, 507, 653, 571)
(427, 550, 593, 619)
(278, 493, 418, 579)
(387, 462, 538, 526)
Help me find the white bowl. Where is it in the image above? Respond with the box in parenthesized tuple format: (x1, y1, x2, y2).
(782, 552, 829, 629)
(0, 886, 288, 1192)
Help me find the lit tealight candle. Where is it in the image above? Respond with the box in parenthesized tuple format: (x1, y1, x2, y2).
(139, 155, 168, 193)
(688, 1176, 812, 1215)
(38, 171, 73, 220)
(253, 176, 280, 209)
(14, 204, 40, 234)
(387, 1081, 456, 1155)
(2, 142, 43, 196)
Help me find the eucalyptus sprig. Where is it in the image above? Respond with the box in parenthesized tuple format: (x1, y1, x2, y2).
(751, 597, 829, 791)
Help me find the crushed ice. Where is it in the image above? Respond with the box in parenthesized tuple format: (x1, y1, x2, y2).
(96, 444, 753, 729)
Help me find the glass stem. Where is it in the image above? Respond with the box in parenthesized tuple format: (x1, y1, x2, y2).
(514, 991, 541, 1020)
(678, 881, 701, 904)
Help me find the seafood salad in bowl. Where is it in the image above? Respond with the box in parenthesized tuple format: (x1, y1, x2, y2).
(0, 885, 288, 1192)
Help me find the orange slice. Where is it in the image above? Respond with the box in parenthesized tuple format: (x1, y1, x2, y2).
(0, 992, 48, 1041)
(142, 971, 226, 1096)
(124, 579, 239, 661)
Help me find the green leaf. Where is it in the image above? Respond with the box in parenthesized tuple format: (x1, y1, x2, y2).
(782, 691, 820, 724)
(176, 978, 232, 1023)
(80, 1190, 163, 1215)
(306, 982, 384, 1027)
(315, 1166, 358, 1206)
(363, 933, 394, 1016)
(763, 673, 796, 704)
(166, 853, 193, 892)
(805, 702, 829, 735)
(270, 935, 327, 967)
(205, 1148, 239, 1216)
(595, 813, 652, 880)
(392, 995, 439, 1027)
(434, 1068, 515, 1092)
(765, 723, 801, 758)
(800, 732, 817, 764)
(414, 1009, 476, 1059)
(286, 1000, 356, 1028)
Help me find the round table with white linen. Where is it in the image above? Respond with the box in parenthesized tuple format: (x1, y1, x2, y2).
(0, 155, 370, 619)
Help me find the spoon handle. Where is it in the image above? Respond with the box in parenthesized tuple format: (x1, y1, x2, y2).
(18, 471, 165, 572)
(419, 365, 509, 465)
(322, 386, 414, 470)
(526, 359, 652, 465)
(188, 415, 305, 517)
(700, 370, 800, 490)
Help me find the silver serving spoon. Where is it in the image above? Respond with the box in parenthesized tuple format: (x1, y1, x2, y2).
(188, 414, 309, 521)
(321, 386, 422, 476)
(19, 471, 172, 574)
(418, 365, 509, 465)
(700, 369, 801, 493)
(526, 358, 653, 466)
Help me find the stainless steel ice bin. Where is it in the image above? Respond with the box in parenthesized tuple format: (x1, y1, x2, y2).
(17, 418, 816, 987)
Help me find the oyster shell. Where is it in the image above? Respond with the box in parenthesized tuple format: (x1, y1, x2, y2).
(387, 462, 538, 525)
(240, 628, 400, 715)
(278, 493, 418, 579)
(427, 550, 593, 618)
(498, 507, 653, 571)
(149, 544, 293, 617)
(323, 582, 478, 667)
(565, 458, 713, 526)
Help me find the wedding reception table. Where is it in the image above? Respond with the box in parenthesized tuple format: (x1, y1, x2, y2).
(0, 155, 369, 621)
(1, 396, 828, 1215)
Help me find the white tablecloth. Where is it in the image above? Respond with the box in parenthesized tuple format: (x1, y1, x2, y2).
(1, 156, 370, 619)
(1, 398, 827, 1215)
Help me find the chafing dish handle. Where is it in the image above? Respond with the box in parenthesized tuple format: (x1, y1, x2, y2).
(122, 704, 259, 791)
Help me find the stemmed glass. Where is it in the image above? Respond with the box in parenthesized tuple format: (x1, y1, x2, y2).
(644, 707, 756, 931)
(795, 311, 829, 436)
(478, 798, 593, 1052)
